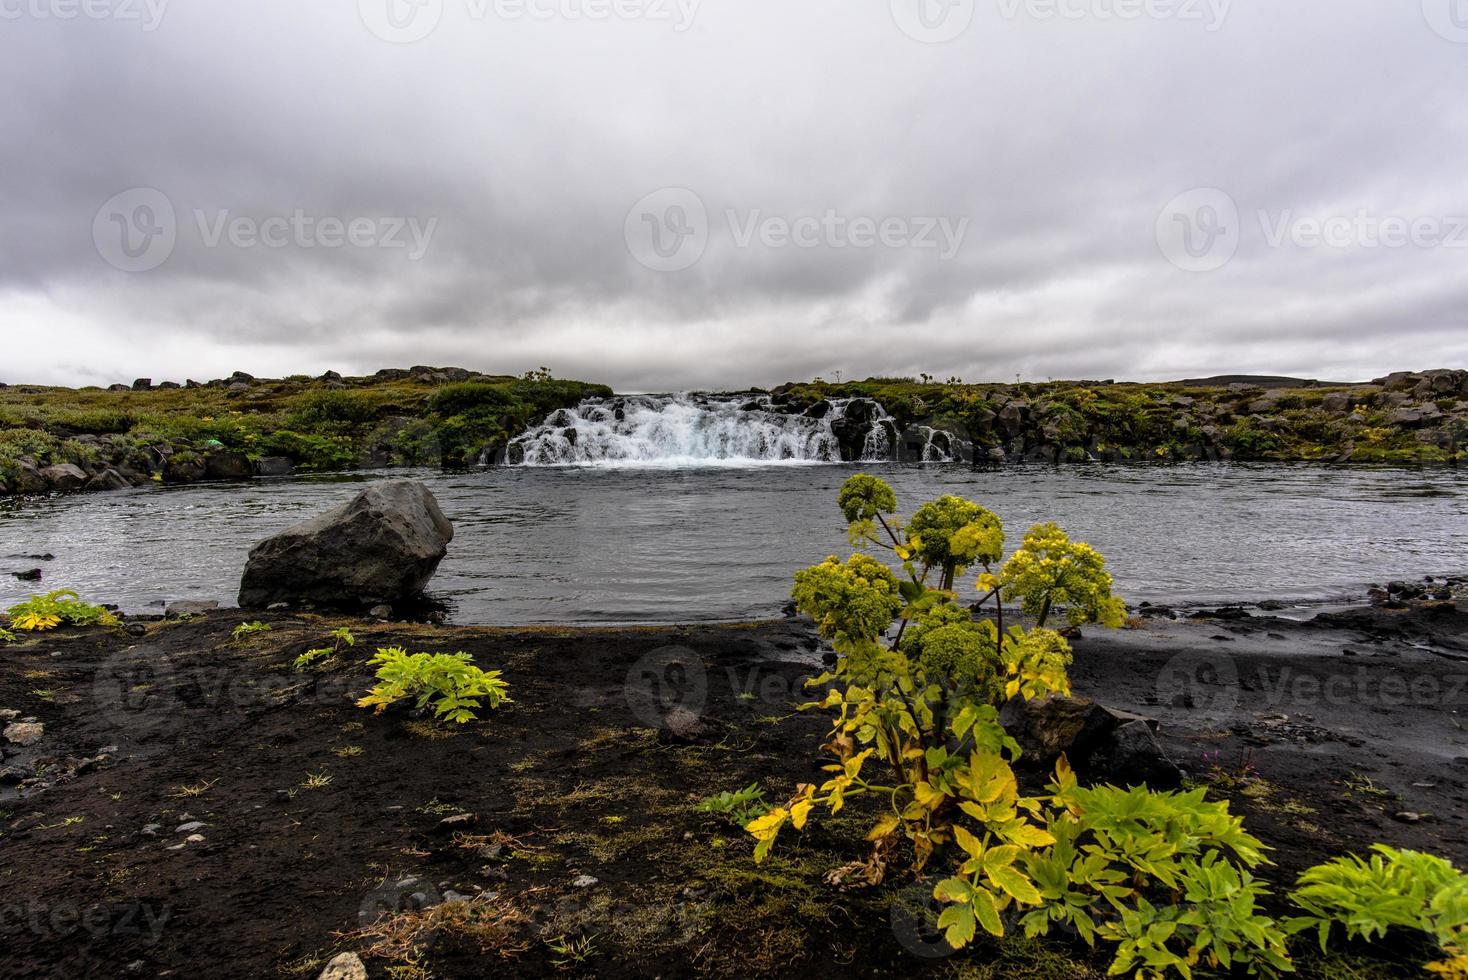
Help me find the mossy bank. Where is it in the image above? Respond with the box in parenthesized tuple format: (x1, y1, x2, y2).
(3, 366, 1466, 499)
(0, 367, 610, 497)
(773, 368, 1468, 465)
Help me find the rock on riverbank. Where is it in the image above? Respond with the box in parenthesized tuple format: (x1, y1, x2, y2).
(238, 480, 454, 610)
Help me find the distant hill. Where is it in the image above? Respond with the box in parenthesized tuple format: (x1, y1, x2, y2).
(1177, 375, 1367, 388)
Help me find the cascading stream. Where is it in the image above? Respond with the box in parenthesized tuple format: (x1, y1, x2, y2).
(505, 393, 953, 466)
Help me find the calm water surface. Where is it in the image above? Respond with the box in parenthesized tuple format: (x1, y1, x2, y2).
(1, 464, 1465, 623)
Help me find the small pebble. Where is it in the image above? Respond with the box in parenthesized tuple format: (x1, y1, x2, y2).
(571, 875, 599, 888)
(316, 952, 367, 980)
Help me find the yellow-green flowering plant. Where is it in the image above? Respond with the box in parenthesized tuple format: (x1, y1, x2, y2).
(752, 475, 1125, 886)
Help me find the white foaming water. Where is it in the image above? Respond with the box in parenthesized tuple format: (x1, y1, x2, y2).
(507, 393, 902, 467)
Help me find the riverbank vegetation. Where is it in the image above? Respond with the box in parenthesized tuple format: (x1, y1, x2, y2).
(2, 367, 1463, 497)
(774, 369, 1468, 465)
(0, 367, 610, 495)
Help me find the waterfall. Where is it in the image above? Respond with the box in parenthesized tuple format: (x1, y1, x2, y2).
(504, 393, 956, 467)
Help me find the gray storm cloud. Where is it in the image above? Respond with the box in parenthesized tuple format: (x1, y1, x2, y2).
(1, 0, 1465, 390)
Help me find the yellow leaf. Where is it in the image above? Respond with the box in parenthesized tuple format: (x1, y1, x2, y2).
(791, 799, 814, 830)
(953, 824, 985, 860)
(746, 807, 789, 840)
(1007, 823, 1058, 848)
(988, 864, 1043, 906)
(913, 781, 946, 810)
(867, 813, 901, 841)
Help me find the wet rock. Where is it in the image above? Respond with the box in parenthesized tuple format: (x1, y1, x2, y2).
(1000, 696, 1179, 788)
(3, 721, 44, 747)
(85, 469, 132, 492)
(255, 456, 294, 477)
(0, 765, 34, 785)
(204, 451, 254, 481)
(238, 480, 454, 610)
(10, 461, 48, 495)
(165, 457, 206, 483)
(40, 463, 87, 491)
(1085, 721, 1183, 789)
(999, 695, 1118, 761)
(166, 600, 219, 618)
(12, 568, 42, 582)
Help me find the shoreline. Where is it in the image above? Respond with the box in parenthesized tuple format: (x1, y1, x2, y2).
(2, 596, 1466, 977)
(5, 368, 1465, 499)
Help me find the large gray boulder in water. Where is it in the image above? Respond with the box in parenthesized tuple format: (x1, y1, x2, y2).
(238, 480, 453, 609)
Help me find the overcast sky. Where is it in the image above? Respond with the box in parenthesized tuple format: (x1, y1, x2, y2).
(2, 0, 1465, 391)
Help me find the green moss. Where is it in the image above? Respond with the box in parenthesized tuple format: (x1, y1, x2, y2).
(0, 372, 611, 485)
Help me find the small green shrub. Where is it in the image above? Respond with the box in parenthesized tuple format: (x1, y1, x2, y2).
(1287, 845, 1468, 975)
(357, 648, 510, 724)
(289, 388, 393, 426)
(0, 428, 58, 459)
(427, 381, 516, 417)
(51, 408, 134, 434)
(232, 621, 272, 641)
(1016, 762, 1290, 976)
(6, 590, 118, 631)
(294, 626, 355, 671)
(696, 784, 770, 828)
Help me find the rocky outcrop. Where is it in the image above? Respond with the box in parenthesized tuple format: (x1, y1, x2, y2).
(238, 480, 454, 610)
(39, 463, 87, 491)
(999, 694, 1182, 788)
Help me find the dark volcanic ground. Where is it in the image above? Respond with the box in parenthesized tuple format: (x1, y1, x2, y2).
(1, 601, 1465, 979)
